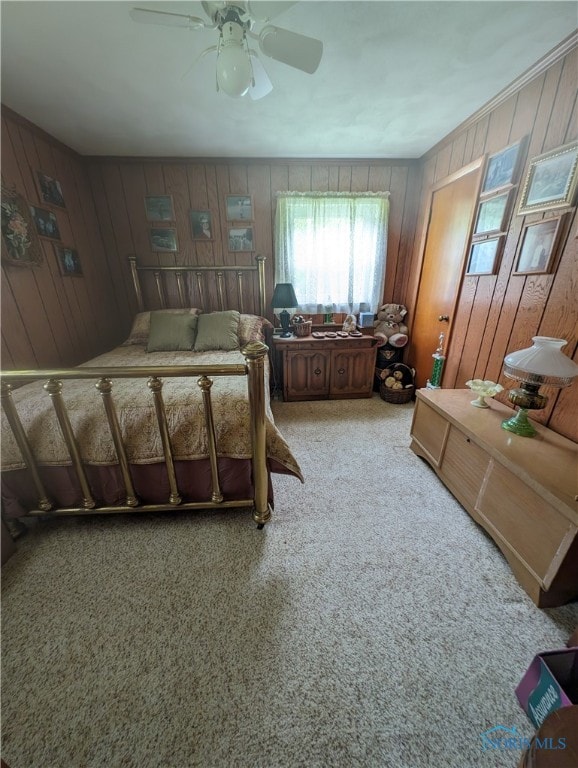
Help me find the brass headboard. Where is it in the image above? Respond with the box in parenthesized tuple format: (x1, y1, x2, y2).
(128, 255, 267, 318)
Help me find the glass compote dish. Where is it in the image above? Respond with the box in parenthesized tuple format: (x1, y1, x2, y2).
(465, 379, 504, 408)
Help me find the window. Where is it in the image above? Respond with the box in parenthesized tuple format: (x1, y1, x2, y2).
(274, 191, 389, 314)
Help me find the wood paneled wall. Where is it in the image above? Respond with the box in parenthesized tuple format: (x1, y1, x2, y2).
(1, 110, 121, 369)
(406, 46, 578, 441)
(84, 157, 420, 336)
(1, 40, 576, 441)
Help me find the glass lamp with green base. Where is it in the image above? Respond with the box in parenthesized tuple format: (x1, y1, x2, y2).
(502, 337, 578, 437)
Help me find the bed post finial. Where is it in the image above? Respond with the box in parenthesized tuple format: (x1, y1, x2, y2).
(128, 255, 144, 313)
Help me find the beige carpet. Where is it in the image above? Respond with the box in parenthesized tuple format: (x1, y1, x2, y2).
(1, 395, 577, 768)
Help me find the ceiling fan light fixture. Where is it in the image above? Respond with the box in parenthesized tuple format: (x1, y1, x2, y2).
(216, 44, 252, 97)
(216, 19, 252, 97)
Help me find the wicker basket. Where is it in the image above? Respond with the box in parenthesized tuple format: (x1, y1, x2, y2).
(379, 362, 415, 404)
(293, 321, 312, 337)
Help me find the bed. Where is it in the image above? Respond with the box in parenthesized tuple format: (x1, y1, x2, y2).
(1, 256, 303, 527)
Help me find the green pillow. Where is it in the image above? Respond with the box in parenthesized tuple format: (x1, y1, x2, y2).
(193, 310, 240, 352)
(147, 312, 198, 352)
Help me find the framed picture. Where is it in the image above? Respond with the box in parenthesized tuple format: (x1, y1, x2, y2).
(190, 210, 213, 240)
(481, 139, 525, 195)
(29, 205, 61, 240)
(144, 195, 174, 222)
(36, 172, 65, 208)
(518, 140, 578, 214)
(149, 227, 178, 252)
(513, 215, 567, 274)
(466, 236, 503, 275)
(228, 226, 254, 252)
(1, 188, 43, 267)
(225, 194, 253, 222)
(473, 191, 511, 235)
(55, 245, 83, 277)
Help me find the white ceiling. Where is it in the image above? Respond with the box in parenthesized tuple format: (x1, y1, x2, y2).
(1, 1, 576, 159)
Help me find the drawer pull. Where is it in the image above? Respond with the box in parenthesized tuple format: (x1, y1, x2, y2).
(466, 437, 471, 443)
(314, 367, 322, 376)
(337, 367, 345, 375)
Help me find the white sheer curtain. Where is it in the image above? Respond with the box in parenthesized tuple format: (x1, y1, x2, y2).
(274, 191, 389, 314)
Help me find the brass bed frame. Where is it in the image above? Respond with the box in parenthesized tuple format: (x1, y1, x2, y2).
(0, 255, 273, 527)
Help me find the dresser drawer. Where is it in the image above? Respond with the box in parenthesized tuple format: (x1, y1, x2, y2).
(476, 461, 574, 585)
(440, 425, 489, 510)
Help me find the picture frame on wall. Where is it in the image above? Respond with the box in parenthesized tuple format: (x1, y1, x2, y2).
(481, 138, 525, 195)
(29, 204, 61, 240)
(55, 245, 83, 277)
(473, 191, 511, 236)
(228, 226, 254, 252)
(518, 140, 578, 215)
(466, 236, 503, 275)
(144, 195, 174, 222)
(1, 187, 43, 267)
(36, 171, 66, 208)
(225, 194, 253, 222)
(190, 210, 213, 240)
(513, 215, 568, 274)
(149, 227, 178, 252)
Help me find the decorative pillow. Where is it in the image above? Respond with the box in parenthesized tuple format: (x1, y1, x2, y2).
(147, 312, 198, 352)
(193, 310, 240, 352)
(123, 309, 201, 345)
(238, 314, 273, 346)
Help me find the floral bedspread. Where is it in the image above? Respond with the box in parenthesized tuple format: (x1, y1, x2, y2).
(1, 345, 303, 481)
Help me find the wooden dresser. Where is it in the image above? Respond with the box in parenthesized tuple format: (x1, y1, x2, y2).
(272, 334, 377, 401)
(410, 388, 578, 607)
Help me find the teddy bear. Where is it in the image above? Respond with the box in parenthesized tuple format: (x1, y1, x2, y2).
(342, 314, 357, 333)
(373, 303, 409, 348)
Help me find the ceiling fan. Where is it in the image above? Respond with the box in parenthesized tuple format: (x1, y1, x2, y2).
(129, 2, 324, 100)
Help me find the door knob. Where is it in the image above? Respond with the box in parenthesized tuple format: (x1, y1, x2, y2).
(438, 315, 450, 322)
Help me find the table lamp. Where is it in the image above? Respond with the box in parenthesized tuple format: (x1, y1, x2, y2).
(501, 336, 578, 437)
(271, 283, 298, 338)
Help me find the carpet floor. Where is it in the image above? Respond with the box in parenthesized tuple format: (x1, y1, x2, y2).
(1, 395, 577, 768)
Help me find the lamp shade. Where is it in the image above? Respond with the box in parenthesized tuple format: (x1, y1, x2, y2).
(216, 44, 252, 97)
(271, 283, 298, 309)
(503, 337, 578, 388)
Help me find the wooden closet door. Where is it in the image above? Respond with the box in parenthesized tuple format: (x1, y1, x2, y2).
(410, 159, 482, 388)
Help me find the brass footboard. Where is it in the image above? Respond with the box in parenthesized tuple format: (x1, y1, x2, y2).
(0, 342, 271, 526)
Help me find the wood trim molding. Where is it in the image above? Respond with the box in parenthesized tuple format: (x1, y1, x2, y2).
(422, 30, 578, 162)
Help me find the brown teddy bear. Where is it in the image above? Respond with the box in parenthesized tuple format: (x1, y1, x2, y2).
(374, 303, 409, 348)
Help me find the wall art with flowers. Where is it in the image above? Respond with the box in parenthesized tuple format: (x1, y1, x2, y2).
(1, 186, 43, 267)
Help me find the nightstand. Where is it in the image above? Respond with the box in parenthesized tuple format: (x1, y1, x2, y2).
(271, 334, 378, 402)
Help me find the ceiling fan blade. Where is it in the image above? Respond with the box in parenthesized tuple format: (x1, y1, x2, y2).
(129, 7, 208, 29)
(248, 54, 273, 100)
(181, 45, 218, 80)
(258, 25, 323, 74)
(245, 2, 298, 22)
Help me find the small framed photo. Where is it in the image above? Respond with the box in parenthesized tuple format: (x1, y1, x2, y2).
(518, 140, 578, 215)
(55, 245, 83, 277)
(228, 226, 254, 252)
(225, 194, 253, 222)
(514, 215, 567, 274)
(144, 195, 174, 222)
(1, 188, 43, 267)
(190, 210, 213, 240)
(473, 191, 511, 236)
(36, 172, 65, 208)
(481, 139, 525, 195)
(149, 227, 178, 252)
(466, 236, 503, 275)
(29, 205, 61, 240)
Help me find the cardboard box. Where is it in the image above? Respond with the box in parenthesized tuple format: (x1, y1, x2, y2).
(516, 648, 578, 728)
